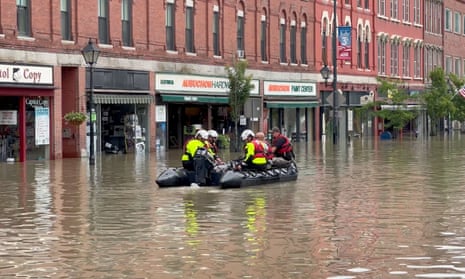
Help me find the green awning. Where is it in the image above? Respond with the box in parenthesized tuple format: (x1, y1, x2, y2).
(94, 94, 154, 104)
(265, 101, 319, 108)
(161, 94, 229, 104)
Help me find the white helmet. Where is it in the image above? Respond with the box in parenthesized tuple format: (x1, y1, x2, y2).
(241, 129, 255, 141)
(195, 129, 209, 140)
(207, 129, 218, 138)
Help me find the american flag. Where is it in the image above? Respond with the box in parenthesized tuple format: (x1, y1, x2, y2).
(459, 86, 465, 99)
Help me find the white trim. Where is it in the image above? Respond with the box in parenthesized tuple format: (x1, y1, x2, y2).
(261, 15, 266, 21)
(301, 21, 306, 28)
(185, 0, 193, 7)
(213, 5, 219, 12)
(280, 18, 285, 25)
(237, 10, 244, 17)
(291, 20, 296, 26)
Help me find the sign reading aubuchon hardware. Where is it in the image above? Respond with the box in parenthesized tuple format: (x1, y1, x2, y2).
(264, 81, 316, 96)
(156, 73, 259, 95)
(0, 64, 53, 85)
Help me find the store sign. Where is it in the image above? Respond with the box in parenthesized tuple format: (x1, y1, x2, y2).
(26, 98, 49, 107)
(35, 107, 50, 145)
(0, 110, 17, 125)
(156, 73, 260, 95)
(264, 81, 316, 96)
(0, 64, 53, 85)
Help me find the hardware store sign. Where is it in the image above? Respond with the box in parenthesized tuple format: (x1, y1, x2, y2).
(0, 64, 53, 85)
(156, 74, 259, 95)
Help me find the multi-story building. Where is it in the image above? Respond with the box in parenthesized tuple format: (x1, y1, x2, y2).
(0, 0, 457, 162)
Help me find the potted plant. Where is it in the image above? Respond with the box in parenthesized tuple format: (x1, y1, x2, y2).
(64, 111, 87, 126)
(217, 134, 230, 150)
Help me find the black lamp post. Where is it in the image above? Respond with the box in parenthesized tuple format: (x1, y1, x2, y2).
(320, 0, 338, 145)
(81, 39, 100, 165)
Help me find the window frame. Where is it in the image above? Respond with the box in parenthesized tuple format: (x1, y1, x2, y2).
(165, 1, 176, 51)
(98, 0, 110, 44)
(17, 0, 31, 37)
(185, 5, 195, 53)
(121, 0, 133, 47)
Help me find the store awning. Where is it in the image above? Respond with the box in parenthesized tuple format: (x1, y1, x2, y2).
(93, 94, 154, 104)
(265, 101, 319, 108)
(161, 94, 229, 104)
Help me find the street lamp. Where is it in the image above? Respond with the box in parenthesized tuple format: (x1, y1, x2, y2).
(81, 39, 100, 165)
(320, 0, 338, 144)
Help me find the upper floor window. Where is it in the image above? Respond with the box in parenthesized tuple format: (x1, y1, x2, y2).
(364, 0, 369, 9)
(390, 0, 398, 20)
(185, 2, 195, 53)
(260, 14, 267, 62)
(322, 18, 328, 66)
(237, 9, 245, 58)
(98, 0, 110, 44)
(300, 21, 307, 65)
(290, 19, 297, 64)
(61, 0, 72, 40)
(377, 38, 386, 75)
(402, 0, 410, 22)
(213, 5, 220, 56)
(390, 42, 399, 76)
(378, 0, 386, 16)
(166, 0, 176, 51)
(454, 12, 461, 33)
(17, 0, 31, 36)
(122, 0, 132, 47)
(445, 9, 451, 31)
(357, 27, 362, 68)
(402, 44, 410, 77)
(414, 45, 421, 78)
(413, 0, 420, 24)
(279, 17, 286, 63)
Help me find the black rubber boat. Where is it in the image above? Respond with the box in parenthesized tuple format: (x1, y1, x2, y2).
(156, 161, 298, 188)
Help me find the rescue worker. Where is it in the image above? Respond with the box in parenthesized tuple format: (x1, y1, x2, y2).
(238, 129, 268, 170)
(207, 129, 223, 165)
(182, 129, 215, 186)
(270, 127, 294, 167)
(181, 129, 208, 171)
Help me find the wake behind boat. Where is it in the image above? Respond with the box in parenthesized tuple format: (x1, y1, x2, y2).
(155, 160, 298, 188)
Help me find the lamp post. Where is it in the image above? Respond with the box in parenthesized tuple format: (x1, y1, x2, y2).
(320, 1, 338, 145)
(81, 39, 100, 165)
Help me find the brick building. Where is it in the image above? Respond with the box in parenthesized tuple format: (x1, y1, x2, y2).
(1, 0, 457, 162)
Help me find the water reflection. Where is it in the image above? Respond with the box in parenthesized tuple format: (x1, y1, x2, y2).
(2, 137, 465, 277)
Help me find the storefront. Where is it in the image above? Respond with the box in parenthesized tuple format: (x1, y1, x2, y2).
(155, 73, 260, 149)
(89, 69, 153, 154)
(0, 64, 54, 162)
(263, 81, 318, 142)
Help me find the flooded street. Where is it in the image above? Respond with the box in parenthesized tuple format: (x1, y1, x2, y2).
(2, 135, 465, 278)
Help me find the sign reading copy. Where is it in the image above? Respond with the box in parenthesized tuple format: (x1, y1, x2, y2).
(0, 65, 53, 85)
(156, 74, 260, 95)
(263, 81, 316, 96)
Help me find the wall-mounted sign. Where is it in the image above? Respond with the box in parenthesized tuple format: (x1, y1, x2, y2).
(0, 110, 17, 125)
(26, 97, 49, 107)
(0, 64, 53, 85)
(156, 73, 260, 95)
(35, 107, 50, 145)
(264, 81, 316, 97)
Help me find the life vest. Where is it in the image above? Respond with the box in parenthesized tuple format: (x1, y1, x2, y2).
(181, 139, 206, 162)
(274, 134, 294, 160)
(243, 140, 267, 166)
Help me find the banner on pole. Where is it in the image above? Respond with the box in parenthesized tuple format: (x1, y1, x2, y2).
(337, 26, 352, 61)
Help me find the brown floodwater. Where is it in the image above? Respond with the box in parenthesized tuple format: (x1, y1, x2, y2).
(2, 135, 465, 278)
